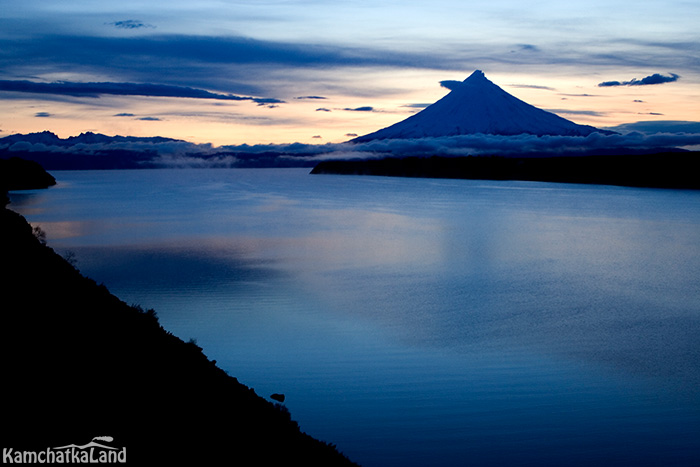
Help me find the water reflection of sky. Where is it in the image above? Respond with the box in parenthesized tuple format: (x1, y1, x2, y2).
(9, 169, 700, 466)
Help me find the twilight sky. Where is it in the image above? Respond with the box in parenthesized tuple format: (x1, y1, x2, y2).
(1, 0, 699, 146)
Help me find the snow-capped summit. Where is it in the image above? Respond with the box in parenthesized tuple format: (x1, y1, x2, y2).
(352, 70, 607, 142)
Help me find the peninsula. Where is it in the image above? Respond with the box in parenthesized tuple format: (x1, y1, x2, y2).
(310, 152, 700, 190)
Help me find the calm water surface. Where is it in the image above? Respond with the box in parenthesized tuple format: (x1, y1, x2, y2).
(9, 168, 700, 466)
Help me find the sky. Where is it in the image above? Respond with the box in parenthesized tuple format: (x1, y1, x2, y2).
(1, 0, 699, 147)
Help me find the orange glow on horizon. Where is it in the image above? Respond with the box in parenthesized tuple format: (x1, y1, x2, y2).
(3, 70, 698, 147)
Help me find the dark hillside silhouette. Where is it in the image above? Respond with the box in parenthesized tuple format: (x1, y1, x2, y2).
(0, 157, 56, 191)
(1, 167, 358, 465)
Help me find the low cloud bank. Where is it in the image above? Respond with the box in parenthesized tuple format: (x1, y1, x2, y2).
(2, 125, 700, 169)
(306, 131, 700, 162)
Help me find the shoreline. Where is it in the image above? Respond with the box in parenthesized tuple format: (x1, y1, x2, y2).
(1, 161, 358, 465)
(310, 152, 700, 190)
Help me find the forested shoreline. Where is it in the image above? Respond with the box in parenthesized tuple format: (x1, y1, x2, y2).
(311, 152, 700, 190)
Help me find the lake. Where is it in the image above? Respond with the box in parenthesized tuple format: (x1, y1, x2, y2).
(9, 168, 700, 466)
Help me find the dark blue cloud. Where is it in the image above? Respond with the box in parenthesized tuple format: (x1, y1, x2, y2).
(439, 80, 463, 91)
(0, 33, 470, 100)
(0, 33, 454, 78)
(343, 106, 375, 112)
(108, 20, 155, 30)
(598, 72, 680, 87)
(2, 31, 698, 105)
(34, 112, 51, 117)
(513, 44, 540, 52)
(0, 80, 284, 104)
(640, 73, 681, 84)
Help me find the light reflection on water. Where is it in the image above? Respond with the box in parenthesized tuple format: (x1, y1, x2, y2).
(9, 168, 700, 466)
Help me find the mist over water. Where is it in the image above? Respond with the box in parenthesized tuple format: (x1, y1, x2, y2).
(10, 168, 700, 466)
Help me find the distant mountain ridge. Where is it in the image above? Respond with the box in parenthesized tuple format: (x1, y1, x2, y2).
(0, 131, 326, 169)
(353, 70, 612, 142)
(0, 130, 180, 147)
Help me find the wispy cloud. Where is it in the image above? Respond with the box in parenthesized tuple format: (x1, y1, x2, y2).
(516, 44, 540, 52)
(546, 109, 606, 117)
(509, 84, 557, 91)
(108, 20, 155, 30)
(598, 72, 680, 87)
(343, 106, 375, 112)
(402, 103, 431, 109)
(0, 33, 458, 80)
(443, 80, 557, 92)
(559, 93, 597, 97)
(0, 80, 284, 105)
(2, 31, 698, 106)
(0, 33, 474, 101)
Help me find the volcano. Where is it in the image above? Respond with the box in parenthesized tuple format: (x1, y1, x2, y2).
(352, 70, 608, 142)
